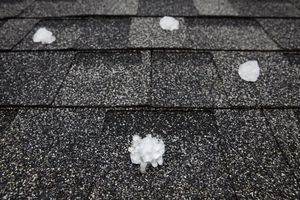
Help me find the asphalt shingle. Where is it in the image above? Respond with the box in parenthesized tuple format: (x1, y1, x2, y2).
(137, 0, 198, 16)
(74, 18, 131, 49)
(0, 52, 74, 105)
(258, 19, 300, 50)
(228, 0, 300, 17)
(129, 17, 187, 48)
(0, 108, 105, 199)
(22, 0, 138, 17)
(89, 111, 235, 199)
(0, 0, 34, 18)
(0, 109, 18, 133)
(263, 109, 300, 178)
(212, 51, 300, 107)
(55, 51, 150, 106)
(193, 0, 239, 16)
(0, 19, 39, 50)
(151, 51, 223, 107)
(186, 18, 279, 50)
(215, 110, 299, 199)
(15, 19, 82, 50)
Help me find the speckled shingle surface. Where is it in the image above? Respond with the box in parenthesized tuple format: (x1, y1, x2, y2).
(55, 51, 150, 106)
(0, 19, 39, 50)
(90, 110, 235, 199)
(0, 52, 75, 105)
(1, 0, 300, 198)
(0, 108, 105, 199)
(215, 110, 299, 199)
(212, 51, 300, 107)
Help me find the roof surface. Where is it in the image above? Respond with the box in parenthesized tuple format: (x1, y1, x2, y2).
(1, 0, 300, 199)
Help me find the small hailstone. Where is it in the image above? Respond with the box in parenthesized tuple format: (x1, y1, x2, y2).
(33, 28, 56, 44)
(238, 60, 260, 82)
(128, 134, 165, 173)
(159, 16, 179, 31)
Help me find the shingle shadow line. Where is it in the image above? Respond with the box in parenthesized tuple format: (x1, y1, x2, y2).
(1, 15, 300, 20)
(1, 49, 300, 53)
(0, 105, 299, 110)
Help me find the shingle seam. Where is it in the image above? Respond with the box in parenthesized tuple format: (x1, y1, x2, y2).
(11, 19, 40, 50)
(16, 0, 37, 18)
(261, 109, 300, 184)
(254, 18, 285, 50)
(49, 52, 78, 105)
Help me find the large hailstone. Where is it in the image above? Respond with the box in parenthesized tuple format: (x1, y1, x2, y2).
(128, 134, 165, 173)
(33, 28, 56, 44)
(159, 16, 179, 31)
(238, 60, 260, 82)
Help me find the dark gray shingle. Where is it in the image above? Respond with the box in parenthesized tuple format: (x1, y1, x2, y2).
(212, 51, 300, 107)
(0, 52, 74, 105)
(22, 0, 138, 17)
(137, 0, 198, 16)
(151, 51, 222, 107)
(186, 18, 279, 50)
(90, 110, 235, 199)
(0, 0, 34, 18)
(215, 110, 299, 199)
(1, 108, 105, 199)
(258, 19, 300, 50)
(0, 19, 39, 50)
(55, 51, 150, 106)
(15, 19, 82, 50)
(74, 18, 131, 49)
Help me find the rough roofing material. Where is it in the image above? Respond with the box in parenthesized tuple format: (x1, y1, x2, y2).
(21, 0, 138, 17)
(1, 0, 299, 198)
(55, 51, 150, 106)
(0, 52, 75, 105)
(0, 0, 34, 18)
(0, 19, 39, 50)
(258, 19, 300, 50)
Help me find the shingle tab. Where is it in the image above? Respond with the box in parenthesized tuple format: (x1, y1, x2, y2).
(0, 0, 34, 18)
(137, 0, 198, 16)
(258, 19, 300, 50)
(228, 0, 300, 17)
(1, 108, 105, 199)
(89, 111, 235, 199)
(186, 18, 279, 50)
(264, 109, 300, 178)
(212, 51, 300, 107)
(129, 17, 187, 48)
(0, 19, 39, 50)
(74, 18, 130, 49)
(215, 110, 299, 199)
(15, 19, 82, 50)
(193, 0, 239, 16)
(151, 51, 222, 107)
(22, 0, 138, 17)
(55, 51, 150, 106)
(0, 52, 75, 105)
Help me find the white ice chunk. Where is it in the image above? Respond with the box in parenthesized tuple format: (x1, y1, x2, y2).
(159, 16, 179, 31)
(128, 134, 165, 173)
(238, 60, 260, 82)
(33, 28, 56, 44)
